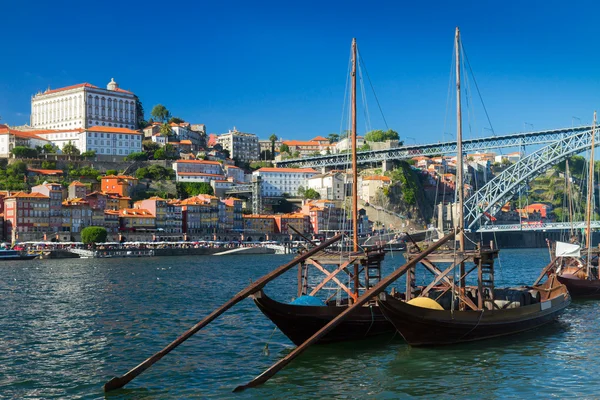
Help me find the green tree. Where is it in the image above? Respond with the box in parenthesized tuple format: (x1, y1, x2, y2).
(62, 141, 80, 156)
(106, 169, 118, 176)
(81, 226, 108, 245)
(269, 134, 278, 160)
(327, 133, 339, 144)
(125, 151, 148, 161)
(135, 97, 146, 129)
(81, 150, 96, 159)
(177, 182, 214, 197)
(160, 122, 173, 137)
(304, 188, 321, 200)
(364, 129, 400, 142)
(135, 167, 151, 179)
(280, 143, 290, 154)
(143, 140, 161, 152)
(11, 146, 38, 158)
(151, 104, 171, 122)
(168, 116, 185, 124)
(154, 144, 178, 160)
(42, 144, 57, 153)
(41, 160, 56, 169)
(292, 151, 300, 158)
(297, 185, 306, 197)
(8, 160, 28, 175)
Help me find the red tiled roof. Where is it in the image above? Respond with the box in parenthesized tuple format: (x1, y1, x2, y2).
(27, 168, 63, 175)
(311, 136, 328, 141)
(177, 172, 225, 177)
(69, 181, 87, 187)
(174, 159, 222, 165)
(363, 175, 391, 182)
(179, 140, 192, 144)
(112, 88, 133, 94)
(6, 191, 50, 199)
(257, 167, 317, 173)
(282, 140, 321, 146)
(87, 126, 141, 134)
(43, 83, 98, 95)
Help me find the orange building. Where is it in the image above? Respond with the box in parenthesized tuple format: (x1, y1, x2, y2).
(101, 175, 138, 197)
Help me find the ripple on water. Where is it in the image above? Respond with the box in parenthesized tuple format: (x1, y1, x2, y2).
(0, 251, 599, 398)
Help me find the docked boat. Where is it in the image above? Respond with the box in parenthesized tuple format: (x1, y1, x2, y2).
(542, 118, 600, 298)
(377, 27, 570, 346)
(0, 249, 38, 261)
(252, 38, 395, 344)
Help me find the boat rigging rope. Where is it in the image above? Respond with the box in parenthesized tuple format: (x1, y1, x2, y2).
(459, 309, 485, 340)
(461, 43, 497, 138)
(364, 303, 376, 337)
(357, 48, 389, 130)
(262, 327, 278, 356)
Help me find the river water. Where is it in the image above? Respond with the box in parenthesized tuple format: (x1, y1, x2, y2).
(0, 249, 598, 399)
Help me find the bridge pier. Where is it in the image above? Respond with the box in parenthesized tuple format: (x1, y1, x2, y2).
(382, 159, 393, 172)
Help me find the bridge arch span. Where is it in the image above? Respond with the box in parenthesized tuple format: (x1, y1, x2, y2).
(465, 129, 596, 229)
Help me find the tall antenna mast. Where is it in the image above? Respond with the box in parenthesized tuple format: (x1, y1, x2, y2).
(351, 38, 359, 252)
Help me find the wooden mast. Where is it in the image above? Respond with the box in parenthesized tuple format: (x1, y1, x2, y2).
(566, 160, 574, 237)
(586, 111, 596, 274)
(350, 38, 360, 303)
(351, 38, 359, 253)
(455, 27, 466, 298)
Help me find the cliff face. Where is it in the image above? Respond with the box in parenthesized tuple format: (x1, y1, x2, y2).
(373, 161, 435, 225)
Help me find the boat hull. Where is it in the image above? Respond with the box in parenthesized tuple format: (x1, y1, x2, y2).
(0, 254, 37, 261)
(557, 275, 600, 298)
(253, 290, 395, 346)
(377, 291, 570, 346)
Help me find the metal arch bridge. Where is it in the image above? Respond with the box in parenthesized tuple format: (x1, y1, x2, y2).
(476, 221, 600, 233)
(464, 127, 597, 229)
(275, 126, 593, 168)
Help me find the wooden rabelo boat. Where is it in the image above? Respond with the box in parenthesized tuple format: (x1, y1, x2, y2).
(102, 32, 570, 394)
(376, 27, 570, 346)
(252, 38, 395, 345)
(541, 113, 600, 298)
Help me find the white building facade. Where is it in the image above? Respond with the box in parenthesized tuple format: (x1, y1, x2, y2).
(35, 126, 143, 156)
(217, 128, 260, 162)
(307, 172, 348, 200)
(253, 167, 318, 197)
(30, 78, 138, 130)
(172, 160, 225, 182)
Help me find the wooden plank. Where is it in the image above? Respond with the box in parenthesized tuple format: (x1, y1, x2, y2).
(102, 234, 343, 393)
(309, 260, 357, 301)
(233, 229, 456, 392)
(309, 260, 354, 296)
(420, 259, 478, 311)
(419, 256, 468, 297)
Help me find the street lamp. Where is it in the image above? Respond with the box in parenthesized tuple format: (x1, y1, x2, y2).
(572, 116, 581, 127)
(524, 122, 534, 131)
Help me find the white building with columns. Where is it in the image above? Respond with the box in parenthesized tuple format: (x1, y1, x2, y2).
(30, 78, 138, 130)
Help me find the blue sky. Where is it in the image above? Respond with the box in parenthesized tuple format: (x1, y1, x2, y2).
(1, 0, 600, 142)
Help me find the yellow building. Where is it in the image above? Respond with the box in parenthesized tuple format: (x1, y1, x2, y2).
(242, 215, 275, 235)
(118, 208, 155, 231)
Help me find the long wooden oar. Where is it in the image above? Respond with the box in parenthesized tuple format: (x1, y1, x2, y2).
(103, 234, 342, 392)
(233, 229, 457, 392)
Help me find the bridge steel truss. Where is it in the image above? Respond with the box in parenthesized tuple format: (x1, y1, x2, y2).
(275, 126, 593, 168)
(465, 128, 597, 229)
(476, 221, 600, 233)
